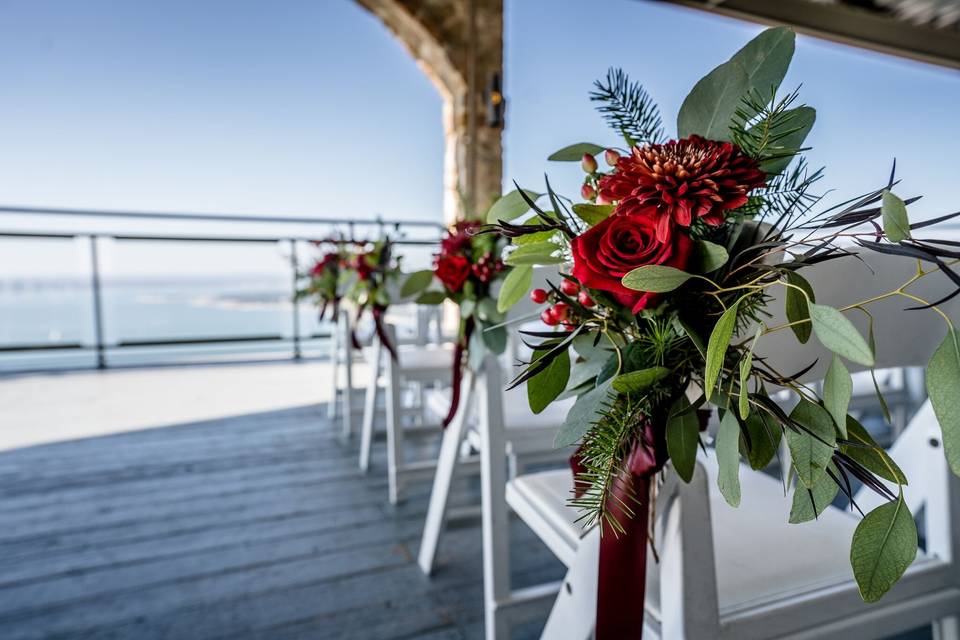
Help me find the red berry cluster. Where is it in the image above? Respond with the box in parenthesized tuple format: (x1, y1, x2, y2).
(472, 252, 505, 283)
(530, 278, 595, 327)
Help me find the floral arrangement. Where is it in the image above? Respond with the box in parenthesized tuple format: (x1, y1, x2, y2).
(300, 243, 349, 322)
(485, 27, 960, 635)
(344, 238, 403, 359)
(402, 220, 509, 425)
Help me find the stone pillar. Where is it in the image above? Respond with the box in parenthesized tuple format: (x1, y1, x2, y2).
(355, 0, 504, 222)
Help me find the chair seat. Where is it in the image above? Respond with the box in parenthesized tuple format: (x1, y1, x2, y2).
(506, 459, 931, 621)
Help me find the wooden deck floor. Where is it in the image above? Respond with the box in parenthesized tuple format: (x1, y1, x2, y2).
(0, 402, 564, 640)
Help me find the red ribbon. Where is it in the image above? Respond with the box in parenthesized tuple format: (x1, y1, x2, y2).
(442, 317, 475, 429)
(572, 408, 709, 639)
(371, 305, 398, 361)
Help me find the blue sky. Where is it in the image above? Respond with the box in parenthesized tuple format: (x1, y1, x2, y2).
(1, 0, 958, 274)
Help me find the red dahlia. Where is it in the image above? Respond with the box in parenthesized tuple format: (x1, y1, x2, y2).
(598, 135, 765, 242)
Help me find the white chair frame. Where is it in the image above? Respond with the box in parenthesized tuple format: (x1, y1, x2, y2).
(485, 249, 960, 639)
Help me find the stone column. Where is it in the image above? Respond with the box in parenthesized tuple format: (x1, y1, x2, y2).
(355, 0, 504, 222)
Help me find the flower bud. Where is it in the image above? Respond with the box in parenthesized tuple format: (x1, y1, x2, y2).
(604, 148, 620, 167)
(530, 288, 548, 304)
(540, 308, 559, 326)
(577, 291, 595, 308)
(596, 192, 612, 206)
(581, 153, 598, 174)
(580, 184, 596, 201)
(560, 279, 579, 296)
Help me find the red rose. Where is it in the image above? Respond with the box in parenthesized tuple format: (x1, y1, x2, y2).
(435, 255, 472, 292)
(571, 213, 693, 313)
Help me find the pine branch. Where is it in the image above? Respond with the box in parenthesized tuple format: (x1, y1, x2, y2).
(731, 88, 808, 166)
(590, 68, 665, 148)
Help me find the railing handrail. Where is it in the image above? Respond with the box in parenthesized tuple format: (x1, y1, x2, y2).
(0, 204, 445, 229)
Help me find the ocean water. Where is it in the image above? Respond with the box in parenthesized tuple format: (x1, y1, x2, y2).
(0, 277, 332, 371)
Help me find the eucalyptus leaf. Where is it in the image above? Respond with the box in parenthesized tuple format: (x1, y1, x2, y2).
(881, 190, 911, 244)
(677, 27, 795, 140)
(696, 240, 729, 273)
(400, 270, 435, 298)
(823, 355, 852, 437)
(716, 410, 742, 507)
(810, 303, 875, 367)
(851, 493, 918, 603)
(528, 348, 570, 414)
(548, 142, 606, 162)
(416, 291, 446, 305)
(566, 355, 612, 392)
(705, 301, 740, 401)
(789, 464, 839, 523)
(572, 203, 614, 226)
(787, 399, 836, 489)
(482, 325, 508, 356)
(785, 271, 815, 344)
(497, 266, 533, 313)
(738, 326, 761, 419)
(505, 242, 562, 266)
(622, 265, 692, 293)
(927, 330, 960, 476)
(555, 379, 615, 447)
(667, 395, 701, 483)
(740, 410, 781, 470)
(611, 366, 670, 394)
(487, 189, 541, 223)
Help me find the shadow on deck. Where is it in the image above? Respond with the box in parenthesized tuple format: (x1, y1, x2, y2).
(0, 403, 564, 639)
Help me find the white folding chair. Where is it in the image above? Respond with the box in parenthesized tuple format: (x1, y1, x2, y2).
(329, 309, 360, 442)
(358, 321, 455, 504)
(416, 267, 575, 575)
(496, 248, 960, 639)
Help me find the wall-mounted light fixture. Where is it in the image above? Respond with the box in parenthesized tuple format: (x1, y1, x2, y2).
(487, 72, 504, 128)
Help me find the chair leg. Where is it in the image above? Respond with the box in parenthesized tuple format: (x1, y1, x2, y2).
(359, 336, 383, 473)
(934, 616, 960, 640)
(540, 528, 600, 640)
(340, 313, 355, 442)
(329, 318, 340, 420)
(418, 376, 473, 575)
(478, 357, 510, 640)
(385, 329, 404, 504)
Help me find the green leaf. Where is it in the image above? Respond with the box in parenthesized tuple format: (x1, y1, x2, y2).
(622, 265, 692, 293)
(566, 354, 611, 391)
(823, 355, 851, 438)
(416, 291, 446, 305)
(851, 493, 918, 603)
(716, 410, 742, 507)
(842, 416, 908, 485)
(678, 317, 706, 358)
(611, 366, 670, 394)
(810, 303, 874, 367)
(486, 189, 541, 223)
(787, 399, 837, 489)
(881, 190, 911, 244)
(555, 379, 615, 447)
(482, 324, 507, 355)
(400, 270, 435, 298)
(504, 241, 562, 266)
(759, 106, 816, 175)
(740, 410, 781, 470)
(547, 142, 606, 161)
(667, 396, 701, 483)
(695, 240, 729, 273)
(460, 298, 475, 320)
(704, 301, 740, 401)
(468, 327, 486, 372)
(927, 329, 960, 476)
(789, 464, 839, 523)
(785, 271, 815, 344)
(497, 266, 533, 313)
(677, 27, 795, 141)
(738, 326, 761, 419)
(528, 349, 570, 414)
(572, 203, 614, 226)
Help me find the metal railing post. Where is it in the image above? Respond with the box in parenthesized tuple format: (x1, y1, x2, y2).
(290, 239, 302, 360)
(89, 235, 107, 369)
